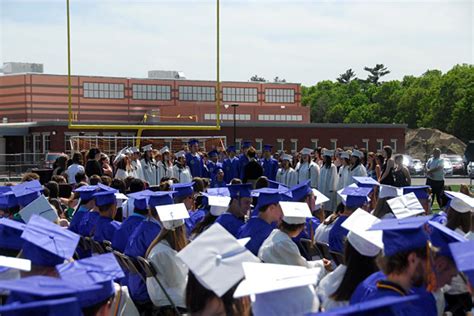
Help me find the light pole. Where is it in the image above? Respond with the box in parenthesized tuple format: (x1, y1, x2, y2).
(224, 103, 239, 147)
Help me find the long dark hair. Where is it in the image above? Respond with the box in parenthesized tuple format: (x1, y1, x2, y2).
(446, 207, 471, 234)
(350, 157, 361, 171)
(330, 240, 379, 301)
(323, 155, 332, 169)
(383, 146, 393, 160)
(372, 198, 393, 219)
(191, 212, 216, 237)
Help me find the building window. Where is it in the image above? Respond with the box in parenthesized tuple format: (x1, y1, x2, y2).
(235, 138, 242, 151)
(255, 139, 263, 152)
(311, 138, 319, 149)
(390, 139, 397, 153)
(132, 84, 171, 100)
(362, 139, 369, 151)
(83, 82, 124, 99)
(204, 113, 251, 121)
(24, 135, 32, 153)
(258, 114, 302, 121)
(265, 89, 295, 103)
(377, 139, 384, 152)
(290, 139, 298, 153)
(277, 139, 285, 152)
(330, 139, 337, 150)
(43, 134, 50, 152)
(163, 140, 172, 150)
(33, 134, 41, 153)
(223, 87, 257, 103)
(179, 86, 215, 101)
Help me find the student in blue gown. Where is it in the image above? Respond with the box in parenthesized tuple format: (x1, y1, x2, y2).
(328, 186, 372, 253)
(69, 184, 97, 234)
(112, 191, 148, 253)
(124, 191, 174, 310)
(238, 187, 287, 256)
(222, 145, 240, 183)
(172, 182, 197, 237)
(0, 218, 24, 257)
(186, 139, 206, 178)
(206, 150, 222, 184)
(238, 141, 252, 179)
(76, 184, 114, 237)
(92, 189, 121, 243)
(211, 168, 227, 188)
(260, 144, 279, 181)
(214, 183, 253, 238)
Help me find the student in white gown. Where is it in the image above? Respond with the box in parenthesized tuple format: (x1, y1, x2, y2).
(349, 150, 367, 183)
(276, 154, 297, 187)
(336, 151, 352, 191)
(318, 150, 338, 212)
(156, 146, 175, 184)
(295, 148, 320, 188)
(140, 144, 157, 186)
(172, 151, 193, 184)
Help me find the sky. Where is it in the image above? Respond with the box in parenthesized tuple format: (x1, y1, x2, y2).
(1, 0, 472, 85)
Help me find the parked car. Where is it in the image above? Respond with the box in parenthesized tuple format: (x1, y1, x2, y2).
(401, 154, 415, 174)
(442, 154, 465, 175)
(442, 158, 453, 176)
(41, 152, 64, 169)
(467, 161, 474, 178)
(412, 159, 424, 175)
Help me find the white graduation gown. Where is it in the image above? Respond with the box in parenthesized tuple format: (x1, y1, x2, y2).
(314, 221, 335, 244)
(348, 164, 367, 184)
(318, 164, 338, 211)
(110, 283, 139, 316)
(114, 168, 129, 180)
(259, 230, 327, 280)
(140, 159, 157, 186)
(172, 165, 193, 184)
(146, 240, 188, 308)
(336, 165, 352, 191)
(156, 161, 175, 183)
(296, 162, 320, 188)
(317, 264, 348, 312)
(130, 160, 144, 180)
(276, 167, 298, 187)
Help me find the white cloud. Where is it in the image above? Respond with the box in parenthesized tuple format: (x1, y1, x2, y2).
(1, 0, 472, 85)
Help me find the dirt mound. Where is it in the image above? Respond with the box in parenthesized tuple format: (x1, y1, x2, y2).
(406, 128, 466, 160)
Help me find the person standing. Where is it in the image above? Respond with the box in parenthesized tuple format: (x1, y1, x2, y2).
(85, 148, 103, 178)
(276, 154, 298, 187)
(156, 146, 174, 184)
(186, 139, 205, 178)
(425, 148, 445, 207)
(140, 144, 157, 186)
(295, 148, 320, 188)
(318, 150, 338, 212)
(66, 152, 85, 184)
(238, 141, 252, 179)
(260, 145, 279, 181)
(243, 147, 263, 186)
(336, 151, 351, 191)
(206, 150, 222, 185)
(348, 150, 367, 184)
(173, 151, 193, 184)
(378, 145, 395, 186)
(393, 154, 411, 187)
(130, 147, 144, 180)
(222, 145, 240, 183)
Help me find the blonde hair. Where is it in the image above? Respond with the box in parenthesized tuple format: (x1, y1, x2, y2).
(145, 225, 187, 257)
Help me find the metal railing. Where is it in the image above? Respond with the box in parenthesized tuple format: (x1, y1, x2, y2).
(0, 153, 45, 182)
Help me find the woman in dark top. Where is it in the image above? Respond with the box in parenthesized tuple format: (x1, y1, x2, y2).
(379, 145, 395, 186)
(85, 148, 103, 178)
(393, 154, 411, 187)
(243, 147, 263, 186)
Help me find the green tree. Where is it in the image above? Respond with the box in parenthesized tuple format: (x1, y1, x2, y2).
(364, 64, 390, 85)
(337, 69, 356, 84)
(250, 75, 266, 82)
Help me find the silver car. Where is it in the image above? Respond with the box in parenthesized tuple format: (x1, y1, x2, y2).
(442, 158, 453, 176)
(412, 159, 424, 175)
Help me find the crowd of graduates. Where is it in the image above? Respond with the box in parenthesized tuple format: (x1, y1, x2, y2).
(0, 139, 473, 316)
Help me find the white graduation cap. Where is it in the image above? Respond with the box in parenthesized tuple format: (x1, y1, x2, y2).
(206, 195, 231, 216)
(237, 237, 251, 247)
(322, 150, 334, 157)
(341, 208, 383, 257)
(130, 147, 140, 154)
(175, 150, 186, 159)
(116, 147, 129, 156)
(351, 150, 363, 158)
(159, 146, 170, 154)
(142, 144, 153, 152)
(233, 262, 321, 316)
(387, 193, 424, 219)
(113, 153, 126, 164)
(114, 192, 128, 208)
(300, 148, 313, 156)
(19, 195, 59, 223)
(0, 256, 31, 272)
(281, 154, 293, 161)
(340, 151, 350, 159)
(176, 223, 259, 297)
(280, 201, 312, 225)
(445, 191, 474, 213)
(379, 185, 403, 199)
(156, 203, 189, 230)
(312, 188, 330, 208)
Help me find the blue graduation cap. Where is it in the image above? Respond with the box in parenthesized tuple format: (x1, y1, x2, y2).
(263, 144, 273, 152)
(56, 253, 124, 307)
(206, 187, 230, 197)
(146, 191, 176, 208)
(171, 182, 195, 198)
(11, 180, 43, 207)
(93, 189, 118, 207)
(353, 176, 380, 188)
(428, 221, 467, 259)
(242, 141, 252, 149)
(127, 191, 149, 211)
(253, 187, 288, 212)
(208, 150, 219, 158)
(227, 183, 253, 199)
(0, 218, 25, 251)
(369, 215, 432, 257)
(73, 185, 98, 201)
(403, 185, 430, 200)
(97, 183, 116, 192)
(0, 297, 82, 316)
(21, 215, 80, 266)
(449, 240, 474, 284)
(227, 145, 236, 153)
(341, 186, 372, 208)
(267, 179, 288, 190)
(188, 139, 199, 146)
(0, 188, 18, 209)
(315, 295, 420, 316)
(290, 180, 312, 202)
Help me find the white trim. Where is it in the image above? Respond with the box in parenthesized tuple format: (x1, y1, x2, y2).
(290, 139, 298, 153)
(277, 139, 285, 152)
(362, 138, 369, 151)
(390, 139, 397, 153)
(330, 138, 337, 150)
(310, 138, 319, 149)
(255, 138, 263, 152)
(377, 139, 384, 151)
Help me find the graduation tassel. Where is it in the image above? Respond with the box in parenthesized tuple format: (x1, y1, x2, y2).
(425, 242, 437, 292)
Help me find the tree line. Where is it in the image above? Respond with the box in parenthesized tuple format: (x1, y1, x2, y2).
(300, 64, 473, 142)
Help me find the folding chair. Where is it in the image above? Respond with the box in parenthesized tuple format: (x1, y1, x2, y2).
(315, 241, 331, 260)
(78, 236, 91, 252)
(136, 256, 181, 315)
(112, 251, 132, 274)
(102, 240, 112, 252)
(329, 251, 344, 266)
(300, 238, 322, 260)
(87, 237, 106, 254)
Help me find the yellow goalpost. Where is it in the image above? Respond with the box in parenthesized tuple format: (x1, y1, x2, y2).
(65, 0, 222, 147)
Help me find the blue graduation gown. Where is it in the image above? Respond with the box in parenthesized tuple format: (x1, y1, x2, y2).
(93, 216, 121, 243)
(431, 211, 447, 225)
(112, 213, 146, 253)
(223, 157, 240, 183)
(77, 211, 100, 237)
(215, 213, 244, 238)
(237, 217, 274, 256)
(207, 161, 222, 183)
(185, 209, 207, 237)
(292, 216, 321, 249)
(260, 158, 279, 181)
(68, 205, 89, 234)
(328, 215, 349, 253)
(186, 152, 205, 178)
(238, 154, 249, 180)
(211, 180, 227, 188)
(124, 218, 161, 303)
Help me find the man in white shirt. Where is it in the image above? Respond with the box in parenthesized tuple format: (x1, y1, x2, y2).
(425, 148, 445, 207)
